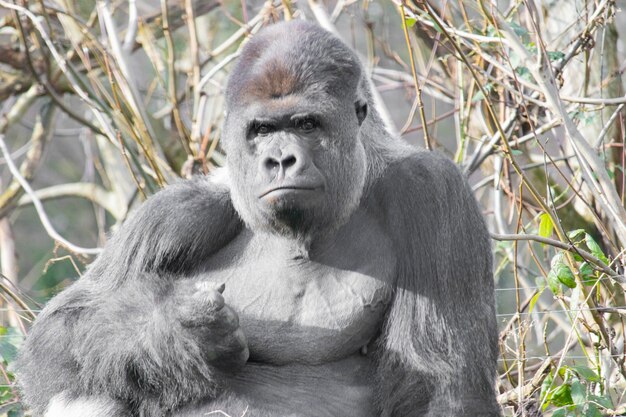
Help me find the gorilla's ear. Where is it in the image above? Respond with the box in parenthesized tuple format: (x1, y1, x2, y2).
(355, 99, 368, 126)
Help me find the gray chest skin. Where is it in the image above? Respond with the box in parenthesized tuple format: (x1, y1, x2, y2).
(198, 207, 396, 365)
(183, 208, 395, 417)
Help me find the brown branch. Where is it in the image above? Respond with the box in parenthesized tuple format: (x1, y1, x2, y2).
(491, 233, 621, 282)
(132, 0, 219, 51)
(0, 86, 48, 219)
(497, 359, 551, 406)
(16, 182, 126, 220)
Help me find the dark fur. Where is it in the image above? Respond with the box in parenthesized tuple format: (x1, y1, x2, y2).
(16, 21, 500, 417)
(16, 179, 242, 416)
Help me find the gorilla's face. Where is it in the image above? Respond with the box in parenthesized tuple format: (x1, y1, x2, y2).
(220, 21, 369, 240)
(223, 92, 367, 239)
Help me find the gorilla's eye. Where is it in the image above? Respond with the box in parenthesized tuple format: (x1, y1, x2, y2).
(255, 123, 274, 136)
(297, 117, 318, 133)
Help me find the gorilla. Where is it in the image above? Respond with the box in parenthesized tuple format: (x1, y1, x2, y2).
(16, 21, 501, 417)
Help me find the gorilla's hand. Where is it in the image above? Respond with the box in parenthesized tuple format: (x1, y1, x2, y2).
(173, 281, 249, 371)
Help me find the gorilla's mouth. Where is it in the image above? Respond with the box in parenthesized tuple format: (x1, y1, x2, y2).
(259, 186, 321, 199)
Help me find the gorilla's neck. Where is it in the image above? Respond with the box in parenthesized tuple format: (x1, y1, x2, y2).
(260, 232, 312, 261)
(358, 107, 411, 193)
(260, 206, 371, 263)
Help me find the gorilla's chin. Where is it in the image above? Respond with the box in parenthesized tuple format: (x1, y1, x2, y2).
(273, 208, 309, 232)
(257, 189, 326, 234)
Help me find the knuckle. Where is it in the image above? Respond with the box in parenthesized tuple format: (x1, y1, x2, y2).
(202, 308, 239, 335)
(231, 328, 247, 348)
(221, 329, 248, 354)
(201, 291, 225, 310)
(221, 306, 239, 327)
(195, 281, 226, 295)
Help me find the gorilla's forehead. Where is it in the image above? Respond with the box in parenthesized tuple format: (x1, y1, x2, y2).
(237, 57, 350, 106)
(250, 60, 301, 100)
(226, 22, 362, 109)
(239, 92, 337, 119)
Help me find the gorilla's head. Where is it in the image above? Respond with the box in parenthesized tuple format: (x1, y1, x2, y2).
(222, 21, 369, 240)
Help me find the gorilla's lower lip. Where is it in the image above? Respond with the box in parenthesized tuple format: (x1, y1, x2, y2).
(259, 186, 320, 199)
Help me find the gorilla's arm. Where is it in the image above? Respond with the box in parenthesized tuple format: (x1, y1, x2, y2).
(374, 151, 500, 417)
(16, 176, 244, 415)
(88, 174, 242, 283)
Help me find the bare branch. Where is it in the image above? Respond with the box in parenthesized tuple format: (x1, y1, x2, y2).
(491, 233, 621, 283)
(0, 132, 101, 255)
(16, 182, 126, 220)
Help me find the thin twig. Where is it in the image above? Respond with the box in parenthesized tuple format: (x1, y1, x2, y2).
(491, 233, 621, 282)
(0, 133, 101, 255)
(399, 4, 431, 150)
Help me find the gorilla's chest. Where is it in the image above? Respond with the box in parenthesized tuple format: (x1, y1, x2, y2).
(200, 218, 395, 365)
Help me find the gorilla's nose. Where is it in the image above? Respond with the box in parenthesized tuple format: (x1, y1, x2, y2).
(264, 153, 296, 171)
(261, 148, 306, 179)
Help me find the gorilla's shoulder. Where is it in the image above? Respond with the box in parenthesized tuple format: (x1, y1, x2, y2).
(143, 173, 230, 211)
(126, 171, 239, 234)
(376, 150, 465, 196)
(81, 173, 242, 286)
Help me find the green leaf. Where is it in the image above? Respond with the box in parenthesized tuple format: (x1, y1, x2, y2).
(551, 384, 573, 407)
(0, 385, 13, 402)
(551, 409, 567, 417)
(471, 83, 493, 102)
(568, 229, 586, 241)
(540, 371, 554, 403)
(539, 213, 554, 238)
(7, 406, 24, 417)
(570, 365, 599, 382)
(431, 20, 443, 33)
(547, 270, 562, 295)
(570, 110, 596, 126)
(570, 380, 586, 404)
(556, 264, 576, 288)
(607, 168, 615, 180)
(0, 342, 17, 363)
(405, 17, 417, 28)
(485, 25, 498, 37)
(548, 51, 565, 61)
(528, 287, 544, 314)
(588, 394, 613, 409)
(585, 403, 602, 417)
(579, 262, 596, 285)
(584, 234, 609, 265)
(472, 90, 485, 102)
(515, 66, 533, 81)
(510, 149, 523, 156)
(549, 255, 576, 289)
(509, 21, 528, 37)
(508, 21, 530, 44)
(0, 327, 23, 363)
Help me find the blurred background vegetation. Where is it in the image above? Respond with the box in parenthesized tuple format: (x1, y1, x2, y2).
(0, 0, 625, 416)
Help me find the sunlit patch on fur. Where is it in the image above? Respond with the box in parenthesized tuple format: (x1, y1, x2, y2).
(45, 393, 124, 417)
(209, 166, 231, 188)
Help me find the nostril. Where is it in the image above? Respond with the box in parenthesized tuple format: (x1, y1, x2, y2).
(264, 157, 280, 171)
(282, 155, 297, 169)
